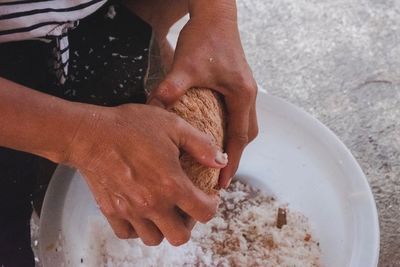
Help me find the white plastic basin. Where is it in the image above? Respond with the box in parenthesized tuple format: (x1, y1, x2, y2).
(39, 93, 380, 267)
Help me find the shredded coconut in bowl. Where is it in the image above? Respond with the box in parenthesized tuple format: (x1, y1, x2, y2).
(86, 180, 322, 267)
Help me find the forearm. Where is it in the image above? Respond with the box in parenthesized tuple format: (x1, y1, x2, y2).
(125, 0, 237, 36)
(124, 0, 189, 38)
(189, 0, 237, 22)
(0, 77, 89, 163)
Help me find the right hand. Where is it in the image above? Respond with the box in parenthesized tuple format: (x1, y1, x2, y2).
(64, 104, 227, 246)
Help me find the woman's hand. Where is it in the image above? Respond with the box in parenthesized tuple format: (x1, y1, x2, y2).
(147, 0, 258, 189)
(65, 104, 227, 246)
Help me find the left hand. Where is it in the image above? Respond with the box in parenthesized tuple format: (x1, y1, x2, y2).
(147, 2, 258, 189)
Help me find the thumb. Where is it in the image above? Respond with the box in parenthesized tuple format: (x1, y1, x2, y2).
(147, 70, 191, 108)
(177, 119, 228, 169)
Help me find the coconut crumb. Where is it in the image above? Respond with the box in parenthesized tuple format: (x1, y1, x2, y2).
(87, 180, 321, 267)
(112, 53, 128, 59)
(105, 5, 116, 19)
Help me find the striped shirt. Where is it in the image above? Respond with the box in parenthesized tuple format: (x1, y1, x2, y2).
(0, 0, 108, 83)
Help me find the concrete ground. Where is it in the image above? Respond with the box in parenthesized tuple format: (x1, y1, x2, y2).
(236, 0, 399, 265)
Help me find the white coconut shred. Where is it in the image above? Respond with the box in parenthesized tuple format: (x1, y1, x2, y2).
(86, 180, 322, 267)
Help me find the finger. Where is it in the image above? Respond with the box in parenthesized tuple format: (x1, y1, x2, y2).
(176, 119, 228, 168)
(92, 190, 138, 239)
(147, 69, 192, 108)
(219, 97, 251, 189)
(130, 218, 164, 246)
(150, 208, 191, 246)
(176, 171, 220, 223)
(107, 217, 138, 239)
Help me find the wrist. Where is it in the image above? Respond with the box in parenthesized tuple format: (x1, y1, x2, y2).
(0, 78, 103, 166)
(37, 101, 93, 164)
(61, 103, 107, 168)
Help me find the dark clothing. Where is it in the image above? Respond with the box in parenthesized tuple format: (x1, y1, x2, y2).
(0, 3, 151, 266)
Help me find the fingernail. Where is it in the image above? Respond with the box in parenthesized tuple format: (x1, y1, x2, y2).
(215, 151, 228, 165)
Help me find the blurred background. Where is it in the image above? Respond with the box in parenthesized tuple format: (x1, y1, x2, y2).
(236, 0, 399, 265)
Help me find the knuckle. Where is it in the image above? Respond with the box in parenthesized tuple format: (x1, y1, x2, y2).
(157, 78, 185, 102)
(248, 126, 259, 142)
(101, 207, 117, 218)
(161, 177, 180, 198)
(237, 134, 249, 145)
(248, 132, 258, 143)
(157, 79, 176, 97)
(136, 193, 157, 211)
(173, 118, 192, 143)
(230, 131, 249, 146)
(174, 116, 188, 132)
(174, 184, 192, 204)
(237, 76, 257, 100)
(161, 176, 176, 189)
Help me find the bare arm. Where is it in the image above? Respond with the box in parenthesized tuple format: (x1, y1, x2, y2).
(0, 77, 225, 246)
(144, 0, 258, 188)
(0, 77, 85, 162)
